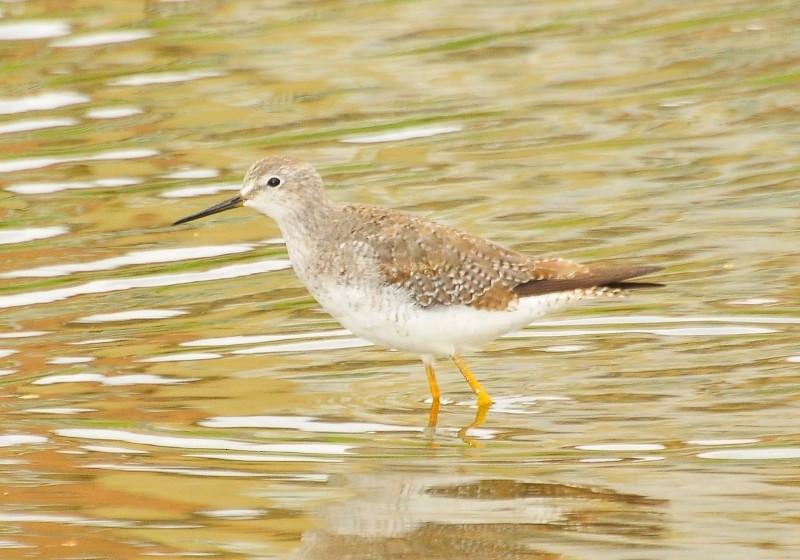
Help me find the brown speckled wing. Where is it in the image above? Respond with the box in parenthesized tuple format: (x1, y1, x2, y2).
(345, 205, 661, 310)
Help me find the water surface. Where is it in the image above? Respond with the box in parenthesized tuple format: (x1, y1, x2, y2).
(1, 1, 799, 558)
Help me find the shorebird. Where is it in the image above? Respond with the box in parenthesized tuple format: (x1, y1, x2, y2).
(174, 156, 661, 417)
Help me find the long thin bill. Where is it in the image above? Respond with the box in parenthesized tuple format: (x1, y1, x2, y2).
(172, 195, 244, 225)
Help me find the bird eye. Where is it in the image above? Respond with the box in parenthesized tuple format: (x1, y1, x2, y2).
(267, 177, 281, 187)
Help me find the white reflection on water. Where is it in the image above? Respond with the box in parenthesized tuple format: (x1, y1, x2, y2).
(5, 177, 141, 195)
(0, 331, 49, 338)
(75, 309, 187, 323)
(576, 443, 666, 452)
(139, 352, 220, 363)
(199, 509, 264, 519)
(341, 124, 462, 144)
(161, 182, 240, 198)
(55, 428, 353, 455)
(85, 106, 143, 119)
(0, 148, 156, 173)
(2, 244, 254, 278)
(232, 337, 372, 355)
(699, 448, 800, 460)
(51, 30, 152, 48)
(182, 329, 375, 356)
(0, 118, 76, 135)
(81, 445, 147, 454)
(201, 415, 419, 434)
(0, 226, 67, 245)
(533, 315, 800, 326)
(727, 298, 779, 305)
(0, 512, 132, 528)
(483, 395, 570, 415)
(182, 329, 352, 347)
(109, 70, 223, 87)
(0, 434, 48, 446)
(33, 373, 196, 386)
(0, 91, 87, 114)
(23, 407, 95, 415)
(46, 356, 94, 365)
(83, 463, 262, 478)
(0, 259, 290, 309)
(192, 452, 341, 463)
(541, 344, 587, 352)
(506, 325, 776, 339)
(161, 168, 219, 180)
(687, 439, 759, 446)
(0, 20, 70, 40)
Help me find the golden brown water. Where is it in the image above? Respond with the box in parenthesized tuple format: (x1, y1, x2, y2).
(1, 1, 799, 558)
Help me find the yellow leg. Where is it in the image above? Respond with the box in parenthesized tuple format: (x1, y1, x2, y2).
(458, 401, 491, 446)
(425, 363, 441, 403)
(425, 363, 441, 428)
(452, 355, 493, 407)
(427, 399, 441, 429)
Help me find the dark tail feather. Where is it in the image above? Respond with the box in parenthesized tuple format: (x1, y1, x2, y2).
(514, 265, 663, 297)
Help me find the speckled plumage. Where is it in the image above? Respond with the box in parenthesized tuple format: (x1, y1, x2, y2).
(173, 156, 662, 408)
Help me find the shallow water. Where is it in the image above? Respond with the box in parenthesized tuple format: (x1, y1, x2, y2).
(1, 1, 799, 558)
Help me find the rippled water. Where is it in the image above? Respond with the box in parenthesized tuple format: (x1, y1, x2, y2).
(1, 1, 799, 558)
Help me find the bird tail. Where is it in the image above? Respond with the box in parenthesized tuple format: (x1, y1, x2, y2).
(514, 265, 663, 297)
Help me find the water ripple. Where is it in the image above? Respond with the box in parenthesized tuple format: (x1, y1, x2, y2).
(0, 331, 49, 339)
(55, 428, 353, 455)
(33, 373, 196, 386)
(74, 309, 187, 323)
(577, 443, 666, 452)
(0, 226, 67, 245)
(0, 118, 76, 135)
(0, 21, 70, 40)
(51, 30, 152, 48)
(0, 434, 48, 447)
(83, 463, 261, 478)
(162, 168, 219, 180)
(534, 315, 800, 326)
(505, 313, 788, 340)
(161, 182, 240, 198)
(0, 512, 132, 528)
(109, 70, 223, 87)
(342, 124, 462, 144)
(232, 337, 372, 355)
(46, 356, 94, 365)
(2, 245, 254, 278)
(5, 177, 141, 195)
(0, 91, 87, 115)
(0, 259, 289, 309)
(85, 106, 143, 119)
(182, 328, 352, 347)
(139, 352, 220, 363)
(0, 148, 156, 173)
(699, 448, 800, 460)
(506, 325, 775, 339)
(201, 415, 419, 434)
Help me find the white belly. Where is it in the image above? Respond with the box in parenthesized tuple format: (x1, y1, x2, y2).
(306, 280, 580, 359)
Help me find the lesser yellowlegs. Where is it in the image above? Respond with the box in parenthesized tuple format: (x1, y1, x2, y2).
(173, 156, 661, 417)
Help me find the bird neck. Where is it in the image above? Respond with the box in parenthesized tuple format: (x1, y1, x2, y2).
(275, 192, 341, 251)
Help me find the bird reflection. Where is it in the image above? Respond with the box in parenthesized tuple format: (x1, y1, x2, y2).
(292, 472, 665, 559)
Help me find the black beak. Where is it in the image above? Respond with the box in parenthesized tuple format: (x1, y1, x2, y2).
(173, 194, 244, 226)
